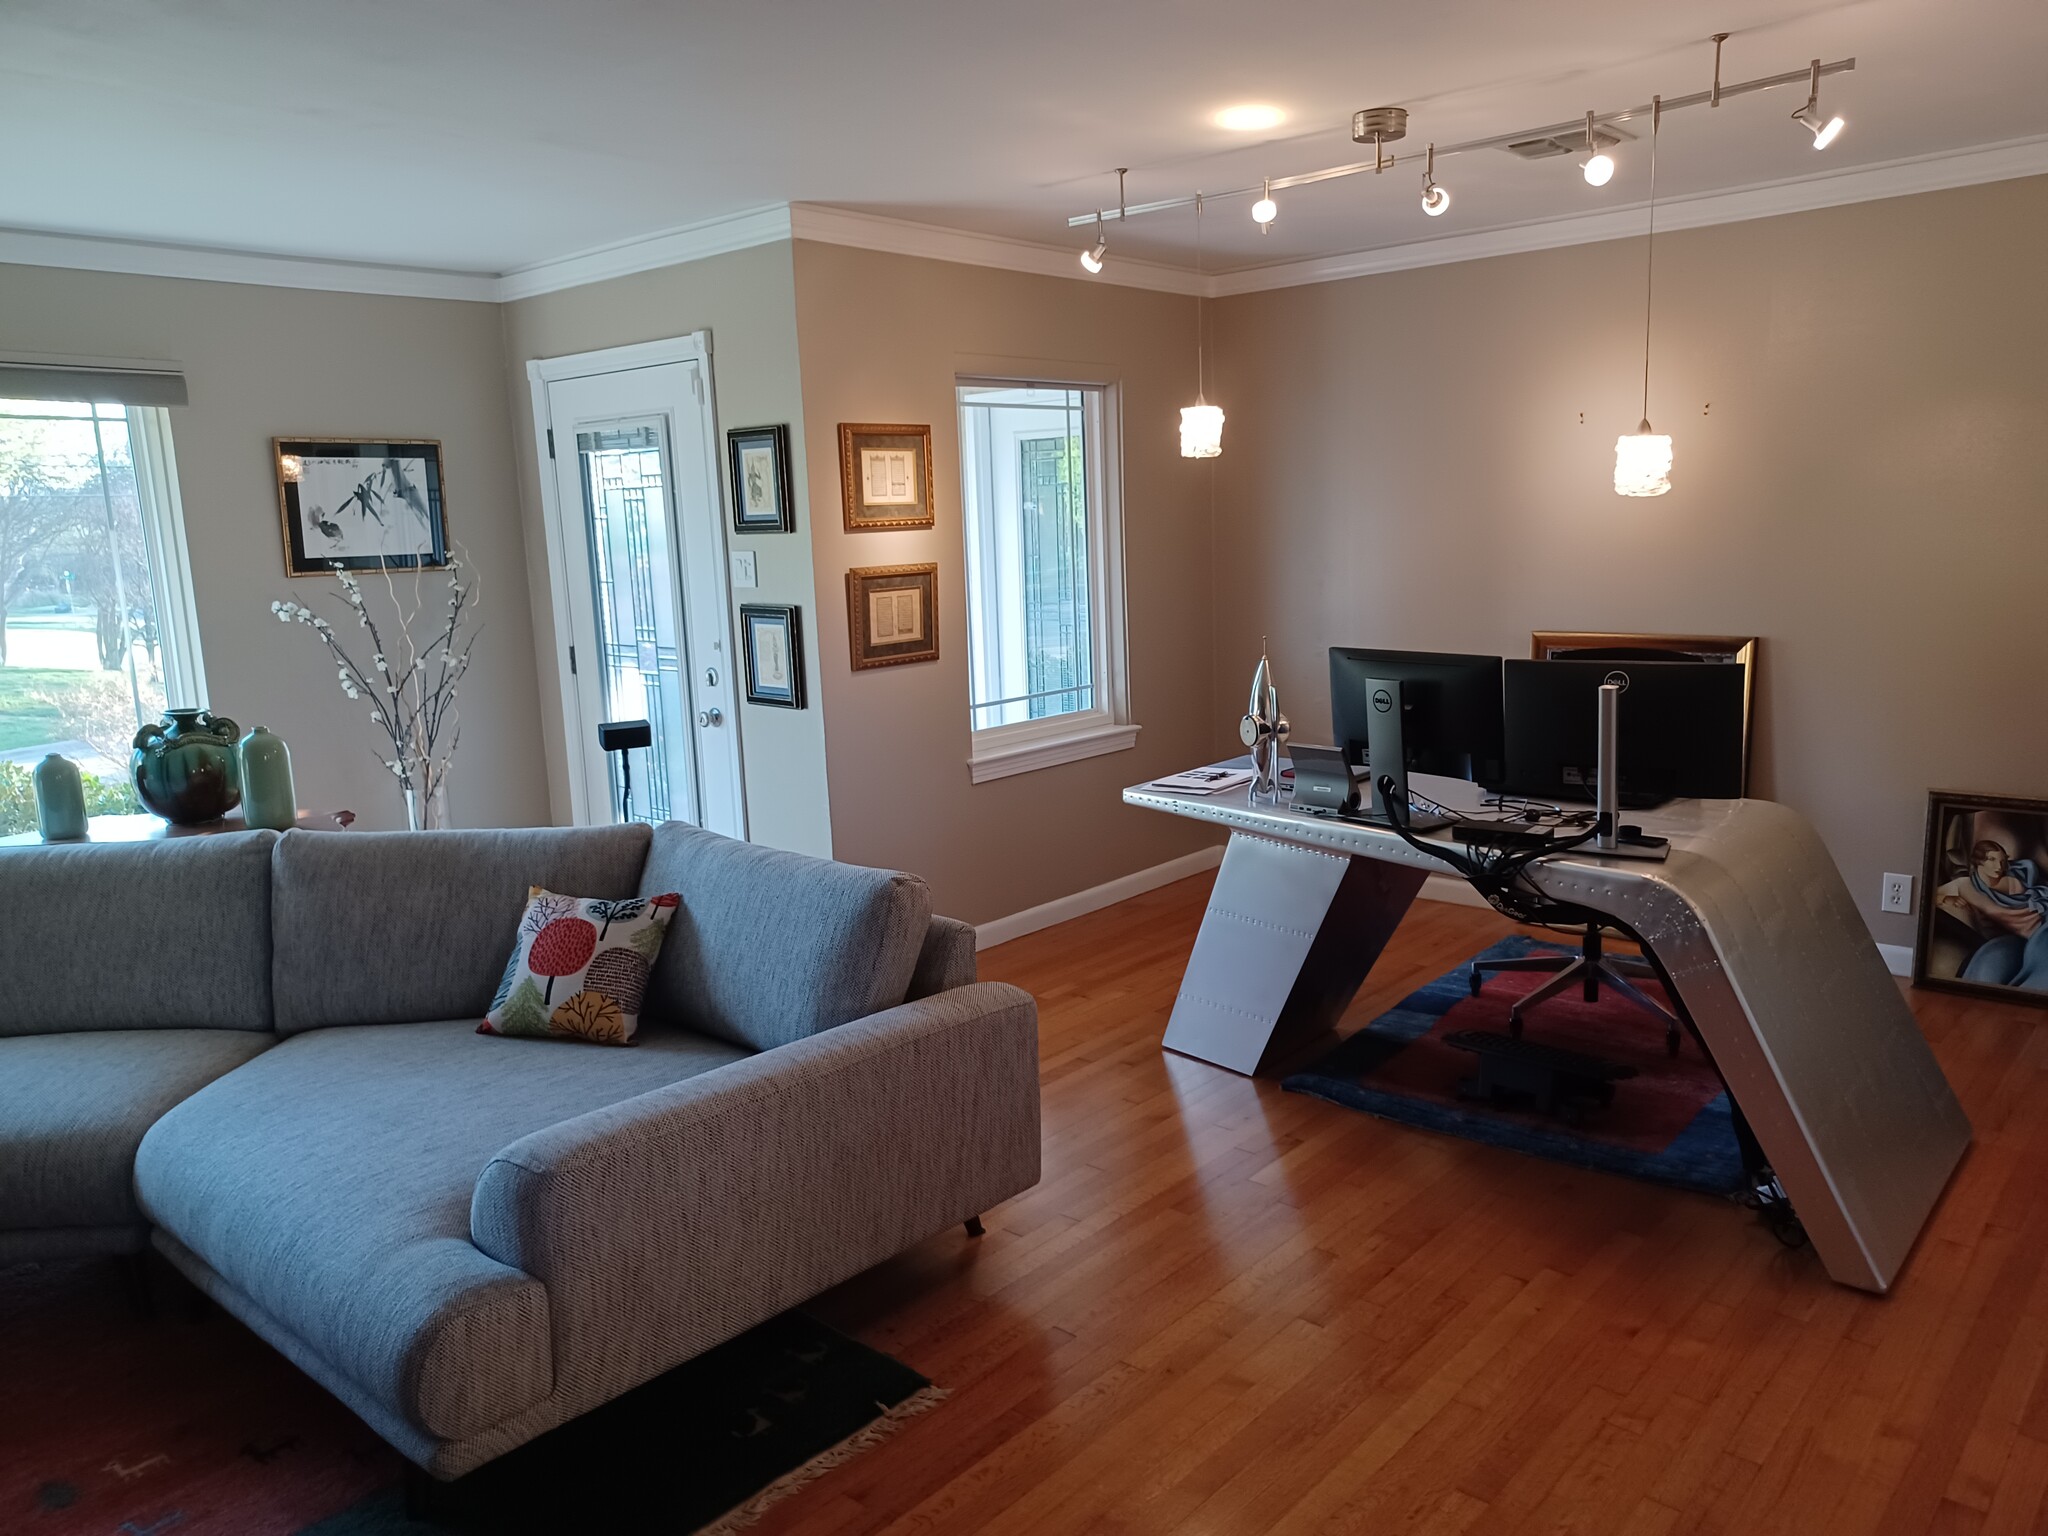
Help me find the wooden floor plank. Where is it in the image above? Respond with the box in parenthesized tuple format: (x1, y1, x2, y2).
(737, 872, 2043, 1536)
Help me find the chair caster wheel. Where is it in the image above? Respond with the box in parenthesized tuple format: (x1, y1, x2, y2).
(1508, 1014, 1524, 1039)
(1468, 969, 1483, 997)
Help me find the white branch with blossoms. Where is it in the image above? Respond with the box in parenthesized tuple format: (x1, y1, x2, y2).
(272, 558, 479, 827)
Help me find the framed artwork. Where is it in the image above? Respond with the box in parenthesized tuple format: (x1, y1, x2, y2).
(727, 424, 795, 533)
(1914, 790, 2048, 1008)
(846, 563, 938, 670)
(274, 438, 448, 576)
(838, 423, 935, 531)
(739, 603, 805, 709)
(1532, 631, 1759, 793)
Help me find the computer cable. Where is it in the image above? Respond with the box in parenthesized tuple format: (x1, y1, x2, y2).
(1376, 774, 1603, 928)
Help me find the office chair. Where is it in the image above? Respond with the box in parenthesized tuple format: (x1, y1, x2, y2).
(1468, 927, 1681, 1056)
(1472, 645, 1726, 1059)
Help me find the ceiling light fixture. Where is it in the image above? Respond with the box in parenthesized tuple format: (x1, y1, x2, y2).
(1181, 194, 1224, 459)
(1251, 178, 1277, 229)
(1080, 168, 1125, 273)
(1581, 110, 1617, 186)
(1791, 59, 1845, 148)
(1420, 142, 1450, 216)
(1216, 103, 1285, 132)
(1615, 96, 1672, 498)
(1064, 43, 1854, 238)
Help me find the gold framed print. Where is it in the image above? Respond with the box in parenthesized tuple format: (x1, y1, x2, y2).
(838, 423, 935, 531)
(847, 563, 938, 670)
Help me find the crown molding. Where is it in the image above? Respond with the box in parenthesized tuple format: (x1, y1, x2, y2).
(1207, 132, 2048, 296)
(0, 226, 499, 301)
(3, 133, 2043, 306)
(786, 204, 1205, 295)
(494, 204, 794, 300)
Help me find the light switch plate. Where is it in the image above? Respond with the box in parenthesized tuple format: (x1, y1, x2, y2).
(730, 550, 758, 589)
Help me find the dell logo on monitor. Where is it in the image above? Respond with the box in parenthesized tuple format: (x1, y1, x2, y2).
(1604, 669, 1631, 692)
(1371, 687, 1394, 714)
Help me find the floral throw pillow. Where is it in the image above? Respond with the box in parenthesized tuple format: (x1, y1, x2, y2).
(479, 887, 680, 1046)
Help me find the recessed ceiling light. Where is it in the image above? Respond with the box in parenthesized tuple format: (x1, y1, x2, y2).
(1215, 103, 1286, 133)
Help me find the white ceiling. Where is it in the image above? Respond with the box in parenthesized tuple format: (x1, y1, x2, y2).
(5, 0, 2046, 282)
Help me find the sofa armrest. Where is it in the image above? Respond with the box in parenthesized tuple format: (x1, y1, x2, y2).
(469, 981, 1039, 1417)
(906, 914, 977, 999)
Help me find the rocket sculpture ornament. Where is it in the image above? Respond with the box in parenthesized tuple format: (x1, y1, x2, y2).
(1238, 639, 1290, 800)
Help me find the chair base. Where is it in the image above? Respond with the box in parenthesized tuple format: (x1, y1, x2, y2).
(1471, 937, 1681, 1057)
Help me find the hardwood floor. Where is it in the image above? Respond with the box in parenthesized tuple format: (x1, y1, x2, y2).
(770, 873, 2048, 1536)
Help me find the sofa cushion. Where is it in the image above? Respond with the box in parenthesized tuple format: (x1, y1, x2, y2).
(0, 832, 276, 1036)
(270, 824, 652, 1035)
(0, 1029, 273, 1235)
(134, 1017, 750, 1442)
(481, 888, 679, 1045)
(636, 823, 932, 1052)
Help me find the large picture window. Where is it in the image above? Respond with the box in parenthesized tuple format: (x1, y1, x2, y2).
(0, 396, 205, 828)
(957, 379, 1134, 782)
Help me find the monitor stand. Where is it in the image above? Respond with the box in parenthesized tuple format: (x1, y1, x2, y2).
(1360, 677, 1452, 832)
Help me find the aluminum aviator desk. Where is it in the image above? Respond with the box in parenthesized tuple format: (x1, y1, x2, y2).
(1123, 773, 1971, 1294)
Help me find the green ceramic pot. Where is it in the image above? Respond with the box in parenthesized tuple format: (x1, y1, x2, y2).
(34, 753, 88, 841)
(132, 707, 243, 825)
(238, 725, 298, 832)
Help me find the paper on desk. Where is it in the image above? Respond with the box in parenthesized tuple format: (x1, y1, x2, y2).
(1149, 767, 1257, 795)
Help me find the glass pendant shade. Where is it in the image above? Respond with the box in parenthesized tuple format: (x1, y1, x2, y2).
(1614, 423, 1673, 497)
(1180, 403, 1224, 459)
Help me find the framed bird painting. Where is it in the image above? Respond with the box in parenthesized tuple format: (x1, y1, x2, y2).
(274, 437, 449, 576)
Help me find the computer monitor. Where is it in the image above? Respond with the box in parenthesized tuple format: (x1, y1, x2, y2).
(1328, 648, 1506, 789)
(1501, 658, 1745, 806)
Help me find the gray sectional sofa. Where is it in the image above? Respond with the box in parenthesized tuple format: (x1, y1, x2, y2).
(0, 822, 1040, 1479)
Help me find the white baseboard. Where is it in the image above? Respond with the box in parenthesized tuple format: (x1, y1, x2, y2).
(1422, 873, 1918, 977)
(975, 844, 1225, 950)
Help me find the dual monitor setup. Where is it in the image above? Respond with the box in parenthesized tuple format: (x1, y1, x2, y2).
(1294, 647, 1746, 841)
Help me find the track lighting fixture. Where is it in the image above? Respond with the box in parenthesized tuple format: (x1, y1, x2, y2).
(1581, 110, 1616, 186)
(1251, 178, 1277, 228)
(1420, 143, 1449, 216)
(1080, 168, 1126, 273)
(1791, 59, 1844, 148)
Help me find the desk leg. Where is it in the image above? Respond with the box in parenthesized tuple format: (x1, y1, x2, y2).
(1162, 832, 1427, 1075)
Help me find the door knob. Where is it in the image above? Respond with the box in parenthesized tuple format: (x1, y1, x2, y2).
(696, 708, 724, 728)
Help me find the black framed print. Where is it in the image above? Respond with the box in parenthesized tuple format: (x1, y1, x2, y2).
(727, 424, 795, 533)
(740, 603, 805, 708)
(274, 438, 448, 576)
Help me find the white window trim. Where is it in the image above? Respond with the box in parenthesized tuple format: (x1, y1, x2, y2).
(957, 375, 1136, 784)
(127, 406, 209, 709)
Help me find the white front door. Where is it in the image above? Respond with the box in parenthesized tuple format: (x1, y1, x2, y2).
(528, 337, 745, 837)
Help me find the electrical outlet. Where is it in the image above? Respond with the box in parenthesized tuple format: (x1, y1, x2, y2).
(1881, 872, 1915, 915)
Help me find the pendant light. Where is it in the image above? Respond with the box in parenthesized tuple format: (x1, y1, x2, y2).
(1180, 193, 1224, 459)
(1615, 96, 1672, 497)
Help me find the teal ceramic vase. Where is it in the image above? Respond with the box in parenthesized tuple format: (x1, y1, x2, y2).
(33, 753, 88, 841)
(238, 725, 298, 832)
(131, 707, 243, 825)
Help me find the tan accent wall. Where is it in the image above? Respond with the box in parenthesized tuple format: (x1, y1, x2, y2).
(498, 242, 832, 857)
(1208, 174, 2048, 947)
(0, 262, 550, 829)
(789, 240, 1220, 923)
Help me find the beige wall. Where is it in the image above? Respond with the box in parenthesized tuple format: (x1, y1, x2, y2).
(789, 240, 1219, 923)
(1208, 173, 2048, 947)
(499, 242, 833, 857)
(0, 262, 550, 829)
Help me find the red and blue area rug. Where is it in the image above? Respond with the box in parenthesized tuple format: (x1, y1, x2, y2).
(1283, 935, 1745, 1195)
(3, 1257, 937, 1534)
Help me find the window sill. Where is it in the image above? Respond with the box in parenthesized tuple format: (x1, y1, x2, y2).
(968, 720, 1142, 784)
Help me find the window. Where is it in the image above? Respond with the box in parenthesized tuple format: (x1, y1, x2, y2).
(0, 396, 205, 829)
(957, 379, 1135, 782)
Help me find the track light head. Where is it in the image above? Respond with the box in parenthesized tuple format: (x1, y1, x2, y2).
(1792, 60, 1844, 149)
(1080, 241, 1107, 273)
(1420, 143, 1449, 216)
(1251, 178, 1276, 228)
(1581, 110, 1617, 186)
